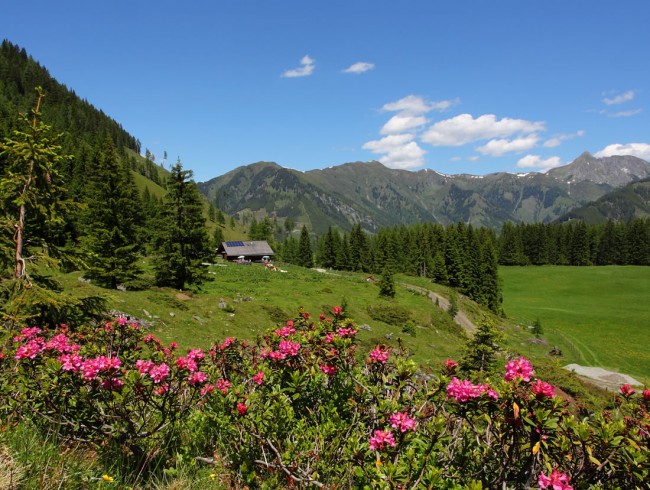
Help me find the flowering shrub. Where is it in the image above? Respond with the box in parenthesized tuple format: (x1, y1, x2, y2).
(1, 310, 649, 488)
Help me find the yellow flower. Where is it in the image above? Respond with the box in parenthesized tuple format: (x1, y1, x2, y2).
(102, 474, 114, 482)
(210, 472, 217, 481)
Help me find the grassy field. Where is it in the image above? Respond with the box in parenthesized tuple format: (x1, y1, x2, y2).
(60, 261, 468, 369)
(500, 265, 650, 383)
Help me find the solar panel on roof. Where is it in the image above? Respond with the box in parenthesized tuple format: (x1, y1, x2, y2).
(225, 241, 244, 247)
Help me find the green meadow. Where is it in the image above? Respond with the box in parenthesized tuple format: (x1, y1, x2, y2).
(500, 265, 650, 383)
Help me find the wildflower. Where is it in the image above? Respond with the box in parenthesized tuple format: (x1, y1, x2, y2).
(14, 338, 45, 360)
(149, 363, 170, 383)
(620, 384, 636, 398)
(531, 379, 555, 398)
(154, 384, 169, 395)
(45, 333, 78, 354)
(320, 364, 338, 377)
(324, 332, 337, 343)
(176, 356, 198, 372)
(101, 378, 124, 390)
(643, 389, 650, 401)
(443, 359, 459, 372)
(337, 327, 357, 338)
(538, 469, 573, 490)
(252, 371, 265, 385)
(135, 359, 155, 375)
(319, 313, 326, 321)
(14, 327, 42, 342)
(369, 346, 390, 364)
(504, 357, 535, 382)
(188, 371, 208, 385)
(201, 384, 215, 396)
(102, 474, 114, 482)
(274, 325, 296, 338)
(333, 306, 343, 316)
(187, 348, 205, 361)
(237, 402, 248, 415)
(219, 337, 235, 350)
(446, 377, 498, 403)
(59, 354, 83, 373)
(169, 342, 178, 350)
(116, 317, 128, 326)
(368, 430, 396, 451)
(215, 379, 231, 395)
(390, 412, 416, 432)
(278, 340, 301, 356)
(268, 350, 287, 361)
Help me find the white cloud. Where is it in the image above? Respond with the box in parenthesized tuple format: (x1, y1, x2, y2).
(594, 143, 650, 161)
(282, 55, 315, 78)
(543, 130, 586, 148)
(603, 90, 635, 106)
(476, 135, 539, 156)
(380, 114, 428, 134)
(421, 113, 546, 146)
(608, 108, 642, 118)
(362, 134, 426, 169)
(382, 95, 457, 116)
(343, 61, 375, 74)
(516, 154, 563, 171)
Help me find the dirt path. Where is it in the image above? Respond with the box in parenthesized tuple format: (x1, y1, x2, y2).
(403, 284, 476, 336)
(564, 364, 643, 391)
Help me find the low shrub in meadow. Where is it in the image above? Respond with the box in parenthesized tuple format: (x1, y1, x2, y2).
(1, 310, 648, 488)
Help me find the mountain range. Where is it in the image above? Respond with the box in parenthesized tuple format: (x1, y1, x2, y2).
(197, 152, 650, 233)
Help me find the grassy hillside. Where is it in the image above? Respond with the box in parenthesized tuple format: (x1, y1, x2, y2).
(500, 265, 650, 382)
(59, 262, 469, 368)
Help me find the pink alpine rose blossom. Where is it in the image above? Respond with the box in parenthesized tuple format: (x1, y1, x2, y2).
(200, 384, 215, 396)
(252, 371, 265, 385)
(620, 384, 636, 397)
(319, 364, 338, 377)
(215, 379, 231, 394)
(333, 306, 343, 316)
(443, 359, 459, 372)
(135, 359, 155, 375)
(643, 389, 650, 401)
(59, 354, 83, 373)
(278, 340, 301, 356)
(531, 379, 556, 398)
(188, 371, 208, 386)
(504, 357, 535, 382)
(237, 402, 248, 415)
(390, 412, 416, 432)
(538, 469, 573, 490)
(446, 377, 498, 403)
(274, 326, 296, 338)
(149, 363, 170, 383)
(368, 430, 396, 451)
(369, 346, 389, 364)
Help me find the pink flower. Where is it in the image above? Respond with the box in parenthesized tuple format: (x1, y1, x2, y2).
(187, 348, 205, 361)
(620, 384, 636, 397)
(538, 469, 573, 490)
(278, 340, 301, 356)
(324, 332, 337, 343)
(169, 342, 178, 350)
(252, 371, 265, 385)
(135, 359, 155, 375)
(154, 384, 169, 395)
(368, 430, 396, 451)
(531, 379, 556, 398)
(176, 356, 198, 372)
(215, 379, 231, 395)
(268, 350, 287, 361)
(333, 306, 343, 316)
(219, 337, 235, 350)
(643, 389, 650, 401)
(188, 371, 208, 386)
(45, 334, 78, 354)
(116, 317, 128, 326)
(369, 346, 390, 364)
(446, 377, 498, 403)
(319, 313, 326, 321)
(237, 402, 248, 415)
(320, 364, 338, 377)
(200, 384, 215, 396)
(390, 412, 416, 432)
(143, 334, 160, 344)
(14, 327, 42, 342)
(443, 359, 459, 372)
(80, 356, 121, 381)
(149, 363, 170, 383)
(504, 357, 535, 382)
(59, 354, 83, 373)
(14, 338, 45, 360)
(101, 378, 124, 390)
(274, 326, 296, 338)
(337, 327, 357, 338)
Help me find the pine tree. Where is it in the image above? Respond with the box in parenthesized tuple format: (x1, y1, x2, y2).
(0, 88, 103, 325)
(378, 266, 396, 298)
(81, 139, 142, 289)
(153, 160, 211, 289)
(297, 225, 313, 268)
(460, 317, 504, 377)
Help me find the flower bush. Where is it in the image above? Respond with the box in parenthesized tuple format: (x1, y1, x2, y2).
(1, 309, 649, 488)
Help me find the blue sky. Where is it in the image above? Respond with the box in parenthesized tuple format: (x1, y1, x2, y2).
(2, 1, 649, 182)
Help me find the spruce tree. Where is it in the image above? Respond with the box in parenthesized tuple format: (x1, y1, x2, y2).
(153, 160, 211, 289)
(0, 88, 103, 325)
(378, 266, 396, 298)
(81, 139, 142, 289)
(297, 225, 313, 268)
(459, 317, 504, 377)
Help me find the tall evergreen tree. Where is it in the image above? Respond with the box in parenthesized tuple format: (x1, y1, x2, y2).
(297, 225, 314, 268)
(81, 139, 142, 289)
(153, 160, 211, 289)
